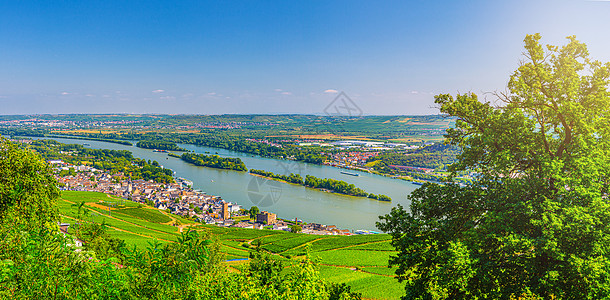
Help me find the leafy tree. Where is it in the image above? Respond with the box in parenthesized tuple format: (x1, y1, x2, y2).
(77, 220, 127, 262)
(249, 245, 284, 287)
(249, 206, 260, 219)
(378, 34, 610, 299)
(0, 138, 60, 229)
(290, 224, 302, 234)
(328, 282, 362, 300)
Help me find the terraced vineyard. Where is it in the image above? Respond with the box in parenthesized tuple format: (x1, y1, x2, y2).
(58, 191, 405, 300)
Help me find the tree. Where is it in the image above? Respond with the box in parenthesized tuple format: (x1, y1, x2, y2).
(290, 225, 302, 234)
(327, 282, 362, 300)
(377, 34, 610, 299)
(0, 138, 60, 229)
(249, 245, 284, 287)
(249, 206, 260, 219)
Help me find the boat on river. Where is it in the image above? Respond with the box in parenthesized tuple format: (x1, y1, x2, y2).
(340, 171, 360, 177)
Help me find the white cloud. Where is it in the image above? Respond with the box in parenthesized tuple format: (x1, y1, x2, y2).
(160, 96, 176, 100)
(281, 92, 292, 95)
(152, 89, 165, 93)
(411, 91, 419, 94)
(61, 92, 70, 95)
(207, 92, 217, 96)
(324, 89, 338, 94)
(274, 89, 283, 92)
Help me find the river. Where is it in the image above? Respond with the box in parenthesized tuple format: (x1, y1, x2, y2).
(28, 137, 418, 231)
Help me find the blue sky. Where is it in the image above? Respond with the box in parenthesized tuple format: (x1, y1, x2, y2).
(2, 0, 610, 115)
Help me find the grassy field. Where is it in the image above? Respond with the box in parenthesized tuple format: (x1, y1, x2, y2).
(58, 190, 404, 300)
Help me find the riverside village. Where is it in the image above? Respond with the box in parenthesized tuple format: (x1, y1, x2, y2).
(50, 159, 365, 236)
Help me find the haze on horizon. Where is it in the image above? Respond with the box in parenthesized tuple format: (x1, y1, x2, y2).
(2, 0, 610, 116)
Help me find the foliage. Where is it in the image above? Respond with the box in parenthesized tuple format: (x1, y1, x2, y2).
(0, 226, 130, 299)
(327, 282, 362, 300)
(181, 152, 247, 171)
(0, 138, 60, 229)
(249, 244, 284, 287)
(249, 206, 260, 219)
(378, 34, 610, 299)
(0, 226, 220, 299)
(76, 220, 128, 262)
(290, 225, 302, 234)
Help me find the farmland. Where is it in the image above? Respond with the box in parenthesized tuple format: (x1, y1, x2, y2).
(58, 191, 404, 299)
